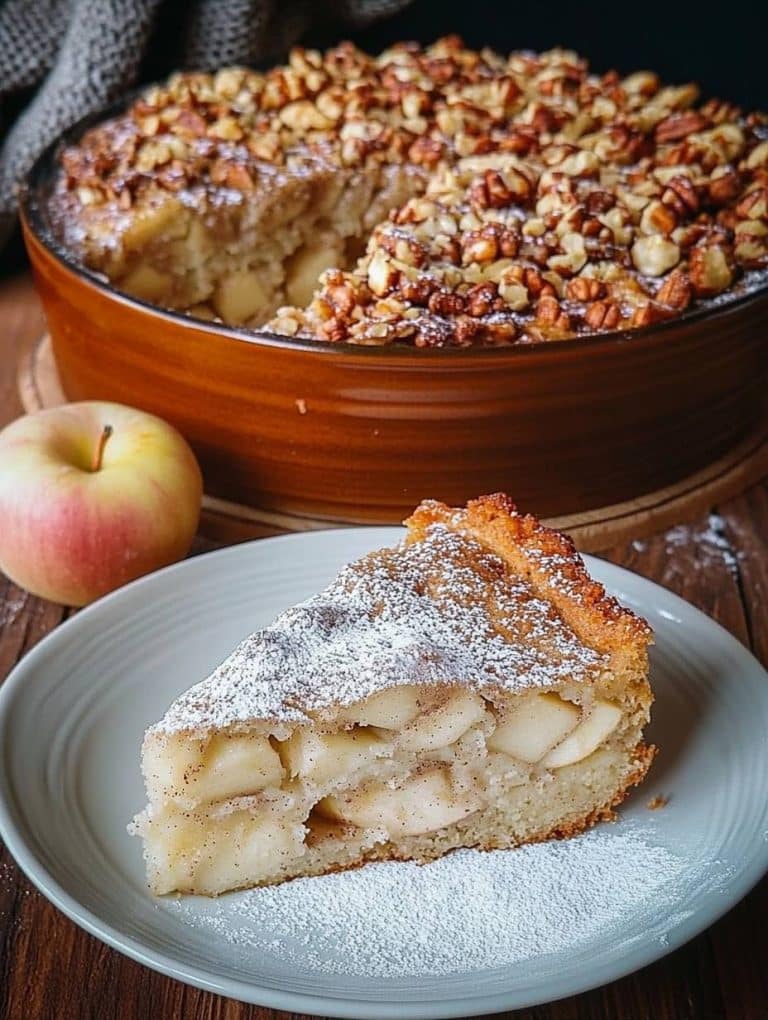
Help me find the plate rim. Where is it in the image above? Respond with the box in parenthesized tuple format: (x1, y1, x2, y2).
(1, 528, 768, 1018)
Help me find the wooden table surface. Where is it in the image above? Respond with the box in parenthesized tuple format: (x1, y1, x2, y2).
(0, 273, 766, 1020)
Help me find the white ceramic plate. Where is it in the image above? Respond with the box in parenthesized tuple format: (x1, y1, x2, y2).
(1, 529, 767, 1018)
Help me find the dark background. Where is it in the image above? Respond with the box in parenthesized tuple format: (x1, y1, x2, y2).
(323, 0, 766, 110)
(145, 0, 765, 109)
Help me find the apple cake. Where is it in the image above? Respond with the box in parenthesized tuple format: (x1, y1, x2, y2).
(131, 494, 655, 896)
(51, 37, 767, 347)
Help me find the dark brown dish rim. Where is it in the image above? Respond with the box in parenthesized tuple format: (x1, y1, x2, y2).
(21, 94, 768, 359)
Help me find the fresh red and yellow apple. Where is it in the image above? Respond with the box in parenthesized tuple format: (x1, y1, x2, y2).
(0, 401, 202, 606)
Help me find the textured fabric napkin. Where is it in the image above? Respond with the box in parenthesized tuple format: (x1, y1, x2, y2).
(0, 0, 411, 246)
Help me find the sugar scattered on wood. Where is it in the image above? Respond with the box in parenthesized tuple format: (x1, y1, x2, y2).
(664, 514, 741, 578)
(0, 590, 29, 628)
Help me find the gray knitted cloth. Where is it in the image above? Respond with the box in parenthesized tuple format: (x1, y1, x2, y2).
(0, 0, 410, 246)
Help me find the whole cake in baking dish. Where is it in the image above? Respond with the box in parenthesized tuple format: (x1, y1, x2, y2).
(132, 495, 655, 896)
(51, 37, 767, 347)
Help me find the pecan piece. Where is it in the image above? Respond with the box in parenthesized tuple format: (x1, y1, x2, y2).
(465, 282, 500, 317)
(176, 110, 207, 136)
(400, 276, 435, 305)
(453, 315, 484, 346)
(734, 227, 768, 267)
(661, 175, 699, 216)
(641, 200, 678, 235)
(735, 187, 768, 220)
(413, 317, 454, 348)
(156, 160, 189, 192)
(469, 168, 532, 210)
(327, 284, 358, 316)
(428, 290, 465, 316)
(700, 97, 742, 124)
(566, 277, 606, 302)
(656, 269, 693, 310)
(673, 222, 710, 249)
(522, 267, 555, 297)
(462, 229, 499, 264)
(584, 189, 615, 215)
(655, 111, 709, 144)
(708, 168, 742, 205)
(223, 163, 254, 190)
(317, 316, 348, 342)
(716, 208, 740, 232)
(367, 250, 398, 297)
(631, 302, 673, 328)
(498, 280, 529, 309)
(581, 216, 604, 237)
(584, 300, 621, 331)
(536, 294, 571, 330)
(398, 235, 429, 268)
(469, 170, 511, 210)
(440, 237, 463, 265)
(423, 56, 458, 86)
(482, 320, 518, 345)
(210, 158, 253, 189)
(498, 128, 537, 156)
(531, 105, 561, 134)
(408, 136, 444, 166)
(498, 228, 520, 258)
(631, 235, 681, 276)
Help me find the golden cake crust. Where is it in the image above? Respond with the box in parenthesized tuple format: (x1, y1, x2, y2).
(406, 493, 653, 655)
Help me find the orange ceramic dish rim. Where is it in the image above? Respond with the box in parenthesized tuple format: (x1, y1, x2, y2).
(20, 97, 768, 360)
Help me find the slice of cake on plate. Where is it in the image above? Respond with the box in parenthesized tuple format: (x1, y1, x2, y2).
(132, 494, 655, 896)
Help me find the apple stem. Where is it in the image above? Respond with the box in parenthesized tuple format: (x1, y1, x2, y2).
(91, 425, 113, 472)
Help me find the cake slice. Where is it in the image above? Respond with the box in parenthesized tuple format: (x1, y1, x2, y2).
(132, 494, 655, 896)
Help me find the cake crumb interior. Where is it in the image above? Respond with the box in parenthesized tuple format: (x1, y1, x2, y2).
(135, 680, 648, 896)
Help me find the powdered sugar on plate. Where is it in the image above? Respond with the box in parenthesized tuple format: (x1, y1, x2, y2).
(164, 820, 710, 977)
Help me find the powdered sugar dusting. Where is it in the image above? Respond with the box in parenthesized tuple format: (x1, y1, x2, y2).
(155, 525, 606, 734)
(165, 821, 697, 976)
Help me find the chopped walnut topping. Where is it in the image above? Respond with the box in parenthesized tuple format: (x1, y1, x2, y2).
(631, 236, 681, 277)
(689, 244, 734, 296)
(53, 37, 768, 348)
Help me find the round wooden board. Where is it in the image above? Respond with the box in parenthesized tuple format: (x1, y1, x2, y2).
(19, 332, 768, 552)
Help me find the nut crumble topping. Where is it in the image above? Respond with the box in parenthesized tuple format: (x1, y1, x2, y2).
(53, 37, 768, 347)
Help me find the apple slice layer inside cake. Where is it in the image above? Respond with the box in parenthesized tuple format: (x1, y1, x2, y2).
(132, 494, 655, 896)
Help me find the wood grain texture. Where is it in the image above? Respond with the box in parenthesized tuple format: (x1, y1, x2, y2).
(1, 274, 767, 1020)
